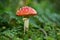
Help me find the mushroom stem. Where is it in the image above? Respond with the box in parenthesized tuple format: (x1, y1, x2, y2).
(23, 17, 29, 34)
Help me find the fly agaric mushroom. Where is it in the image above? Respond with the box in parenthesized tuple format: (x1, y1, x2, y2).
(16, 6, 37, 34)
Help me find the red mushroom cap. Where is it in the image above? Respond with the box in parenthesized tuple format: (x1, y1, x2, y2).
(16, 6, 37, 16)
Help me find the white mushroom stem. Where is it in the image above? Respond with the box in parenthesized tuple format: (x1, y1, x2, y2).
(23, 18, 29, 34)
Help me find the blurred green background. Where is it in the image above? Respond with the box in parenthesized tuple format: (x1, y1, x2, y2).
(0, 0, 60, 40)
